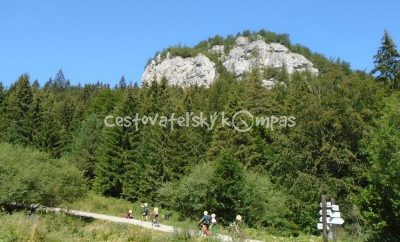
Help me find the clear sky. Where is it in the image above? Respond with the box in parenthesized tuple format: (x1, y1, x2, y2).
(0, 0, 399, 87)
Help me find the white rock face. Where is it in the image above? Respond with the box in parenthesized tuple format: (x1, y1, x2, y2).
(141, 53, 216, 87)
(223, 38, 318, 77)
(141, 37, 318, 87)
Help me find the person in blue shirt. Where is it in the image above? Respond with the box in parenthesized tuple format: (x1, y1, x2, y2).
(198, 211, 211, 236)
(141, 203, 149, 221)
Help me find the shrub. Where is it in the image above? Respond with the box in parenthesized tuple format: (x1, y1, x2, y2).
(0, 143, 87, 209)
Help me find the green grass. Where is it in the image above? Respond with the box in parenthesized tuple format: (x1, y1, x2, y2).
(60, 193, 359, 242)
(62, 192, 138, 217)
(0, 211, 161, 242)
(0, 211, 226, 242)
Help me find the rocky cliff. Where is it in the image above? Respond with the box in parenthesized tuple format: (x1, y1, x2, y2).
(142, 36, 318, 87)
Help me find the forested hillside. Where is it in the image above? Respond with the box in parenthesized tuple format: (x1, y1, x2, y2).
(0, 30, 399, 241)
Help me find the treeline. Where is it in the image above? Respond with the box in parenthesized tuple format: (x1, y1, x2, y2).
(0, 30, 399, 240)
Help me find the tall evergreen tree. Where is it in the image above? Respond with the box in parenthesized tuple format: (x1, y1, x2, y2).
(0, 82, 5, 141)
(6, 74, 33, 145)
(34, 93, 65, 157)
(93, 88, 141, 199)
(69, 114, 103, 185)
(371, 31, 400, 89)
(0, 82, 4, 105)
(119, 75, 127, 89)
(207, 149, 245, 225)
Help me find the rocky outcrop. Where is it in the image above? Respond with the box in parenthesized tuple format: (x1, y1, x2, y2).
(222, 37, 318, 77)
(141, 36, 318, 87)
(141, 53, 217, 88)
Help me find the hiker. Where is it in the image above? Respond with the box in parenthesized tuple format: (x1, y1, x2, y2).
(141, 203, 149, 221)
(210, 213, 217, 236)
(198, 211, 211, 236)
(152, 207, 160, 227)
(233, 214, 243, 238)
(125, 209, 133, 219)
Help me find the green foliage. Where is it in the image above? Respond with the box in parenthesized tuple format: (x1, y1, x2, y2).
(371, 31, 400, 89)
(0, 212, 163, 242)
(1, 30, 398, 239)
(207, 149, 245, 225)
(158, 162, 214, 220)
(0, 143, 86, 207)
(357, 95, 400, 241)
(4, 74, 33, 145)
(93, 88, 140, 198)
(68, 114, 103, 185)
(241, 170, 293, 233)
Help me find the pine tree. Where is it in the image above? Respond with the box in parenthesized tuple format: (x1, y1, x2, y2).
(54, 69, 70, 90)
(31, 82, 43, 146)
(208, 88, 262, 168)
(69, 114, 103, 185)
(119, 75, 127, 89)
(135, 78, 172, 201)
(371, 31, 400, 89)
(207, 149, 245, 225)
(6, 74, 33, 145)
(0, 82, 4, 109)
(0, 82, 5, 141)
(35, 93, 65, 158)
(93, 87, 141, 199)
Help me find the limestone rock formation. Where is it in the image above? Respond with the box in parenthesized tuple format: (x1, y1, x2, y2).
(141, 36, 318, 87)
(222, 37, 319, 77)
(141, 53, 217, 88)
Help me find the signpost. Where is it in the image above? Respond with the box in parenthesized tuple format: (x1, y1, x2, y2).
(318, 196, 344, 242)
(319, 217, 345, 225)
(321, 195, 328, 242)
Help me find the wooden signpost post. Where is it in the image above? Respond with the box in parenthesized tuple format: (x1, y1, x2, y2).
(318, 195, 344, 241)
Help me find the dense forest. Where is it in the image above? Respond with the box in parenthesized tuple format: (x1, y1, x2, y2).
(0, 30, 399, 241)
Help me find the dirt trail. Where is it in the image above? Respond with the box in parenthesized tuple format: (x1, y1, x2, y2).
(45, 207, 262, 242)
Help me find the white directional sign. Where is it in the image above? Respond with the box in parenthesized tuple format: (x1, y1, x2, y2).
(331, 205, 339, 211)
(329, 217, 344, 225)
(319, 217, 345, 225)
(330, 211, 341, 218)
(317, 223, 330, 230)
(320, 202, 332, 208)
(319, 209, 332, 216)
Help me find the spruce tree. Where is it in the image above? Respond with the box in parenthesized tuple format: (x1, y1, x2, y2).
(69, 114, 103, 185)
(93, 87, 140, 199)
(119, 75, 127, 89)
(208, 149, 245, 225)
(35, 93, 65, 157)
(371, 31, 400, 89)
(0, 82, 5, 141)
(6, 74, 33, 145)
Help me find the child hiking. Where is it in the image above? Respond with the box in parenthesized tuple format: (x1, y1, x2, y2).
(141, 203, 149, 221)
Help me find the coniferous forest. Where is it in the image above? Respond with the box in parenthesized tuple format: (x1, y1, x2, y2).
(1, 30, 400, 241)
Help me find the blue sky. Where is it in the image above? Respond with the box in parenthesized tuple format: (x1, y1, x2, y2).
(0, 0, 399, 87)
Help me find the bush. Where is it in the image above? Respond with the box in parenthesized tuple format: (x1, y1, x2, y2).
(158, 160, 293, 233)
(158, 162, 214, 220)
(0, 143, 87, 208)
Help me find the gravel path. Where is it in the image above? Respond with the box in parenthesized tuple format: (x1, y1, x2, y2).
(44, 207, 262, 242)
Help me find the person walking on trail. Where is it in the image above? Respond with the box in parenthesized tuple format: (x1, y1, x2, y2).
(125, 209, 133, 219)
(152, 207, 160, 227)
(198, 211, 211, 236)
(210, 213, 218, 236)
(141, 203, 149, 221)
(233, 214, 243, 238)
